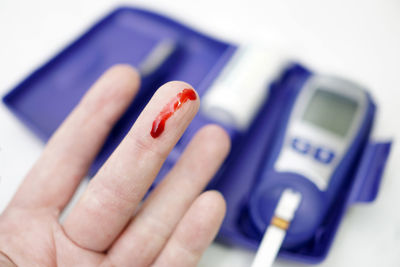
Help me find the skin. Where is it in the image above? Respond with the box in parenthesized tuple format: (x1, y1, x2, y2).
(0, 65, 231, 267)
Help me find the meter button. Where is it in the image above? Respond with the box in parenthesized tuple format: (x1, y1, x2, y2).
(314, 147, 335, 164)
(291, 137, 311, 154)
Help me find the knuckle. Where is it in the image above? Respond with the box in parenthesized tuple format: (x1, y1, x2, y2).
(130, 135, 167, 161)
(83, 182, 137, 218)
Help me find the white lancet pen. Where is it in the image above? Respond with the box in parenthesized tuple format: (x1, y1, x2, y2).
(202, 44, 286, 132)
(251, 189, 302, 267)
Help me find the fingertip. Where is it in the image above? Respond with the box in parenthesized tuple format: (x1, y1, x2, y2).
(162, 80, 195, 91)
(136, 80, 200, 142)
(105, 64, 141, 84)
(198, 190, 227, 221)
(158, 80, 200, 110)
(148, 190, 227, 266)
(196, 124, 232, 159)
(102, 64, 141, 98)
(80, 64, 141, 117)
(175, 190, 226, 254)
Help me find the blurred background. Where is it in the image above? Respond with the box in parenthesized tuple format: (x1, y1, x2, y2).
(0, 0, 399, 266)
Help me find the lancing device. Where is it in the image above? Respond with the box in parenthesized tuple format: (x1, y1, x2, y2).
(136, 39, 179, 99)
(138, 39, 178, 78)
(201, 45, 285, 132)
(247, 75, 374, 265)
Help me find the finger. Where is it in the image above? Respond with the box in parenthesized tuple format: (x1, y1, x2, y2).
(152, 191, 226, 267)
(63, 81, 200, 251)
(0, 251, 16, 267)
(10, 65, 140, 210)
(105, 125, 230, 266)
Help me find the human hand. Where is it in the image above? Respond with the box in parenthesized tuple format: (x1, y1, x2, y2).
(0, 65, 230, 266)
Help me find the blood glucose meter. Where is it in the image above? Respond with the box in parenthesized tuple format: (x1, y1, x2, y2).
(247, 75, 375, 249)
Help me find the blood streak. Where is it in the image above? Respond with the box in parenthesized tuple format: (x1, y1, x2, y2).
(150, 88, 197, 138)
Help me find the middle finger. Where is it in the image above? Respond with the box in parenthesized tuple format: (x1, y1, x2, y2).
(63, 81, 199, 251)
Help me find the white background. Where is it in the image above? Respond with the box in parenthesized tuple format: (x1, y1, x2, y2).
(0, 0, 399, 266)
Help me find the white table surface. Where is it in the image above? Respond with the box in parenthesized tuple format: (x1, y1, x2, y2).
(0, 0, 399, 266)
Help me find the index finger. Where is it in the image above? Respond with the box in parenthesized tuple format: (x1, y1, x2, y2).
(9, 65, 140, 210)
(63, 81, 200, 251)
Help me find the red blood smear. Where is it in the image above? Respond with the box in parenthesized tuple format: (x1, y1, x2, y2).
(150, 88, 197, 138)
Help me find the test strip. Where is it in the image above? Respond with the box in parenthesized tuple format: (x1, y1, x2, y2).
(251, 189, 302, 267)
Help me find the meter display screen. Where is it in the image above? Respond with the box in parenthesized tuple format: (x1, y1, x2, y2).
(302, 89, 358, 137)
